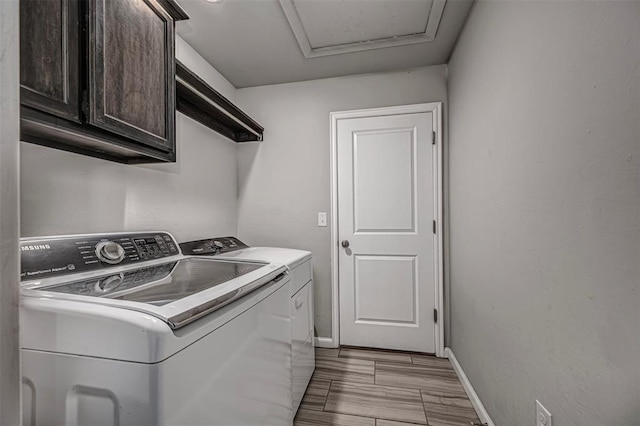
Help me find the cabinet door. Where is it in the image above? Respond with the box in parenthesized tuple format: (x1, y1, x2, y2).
(88, 0, 175, 152)
(20, 0, 81, 122)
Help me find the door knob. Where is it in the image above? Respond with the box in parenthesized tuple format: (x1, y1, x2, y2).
(341, 240, 350, 248)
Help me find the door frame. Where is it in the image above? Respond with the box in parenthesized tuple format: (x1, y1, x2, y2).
(328, 102, 444, 357)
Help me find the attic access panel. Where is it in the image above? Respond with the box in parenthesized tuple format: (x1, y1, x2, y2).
(175, 61, 263, 142)
(279, 0, 447, 58)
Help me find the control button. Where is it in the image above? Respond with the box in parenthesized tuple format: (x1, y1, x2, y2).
(95, 274, 124, 292)
(140, 252, 148, 259)
(95, 241, 126, 264)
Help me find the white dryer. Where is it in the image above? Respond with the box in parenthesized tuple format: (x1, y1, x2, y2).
(179, 237, 315, 413)
(20, 232, 292, 426)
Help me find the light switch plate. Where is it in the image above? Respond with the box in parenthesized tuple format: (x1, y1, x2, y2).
(317, 212, 327, 227)
(536, 400, 552, 426)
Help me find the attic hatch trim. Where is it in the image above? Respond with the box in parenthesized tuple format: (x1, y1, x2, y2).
(279, 0, 447, 58)
(175, 60, 264, 142)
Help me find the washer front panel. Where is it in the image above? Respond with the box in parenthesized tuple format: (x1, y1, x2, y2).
(21, 232, 180, 281)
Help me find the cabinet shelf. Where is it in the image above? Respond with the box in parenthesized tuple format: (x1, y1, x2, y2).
(175, 61, 264, 143)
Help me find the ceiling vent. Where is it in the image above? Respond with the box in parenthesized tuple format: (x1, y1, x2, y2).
(279, 0, 446, 58)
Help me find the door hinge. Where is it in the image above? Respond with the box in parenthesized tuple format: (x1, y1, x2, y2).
(432, 131, 436, 145)
(432, 220, 436, 234)
(433, 308, 438, 323)
(81, 89, 89, 117)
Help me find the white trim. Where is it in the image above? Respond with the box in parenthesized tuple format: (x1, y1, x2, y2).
(433, 103, 445, 357)
(314, 337, 337, 349)
(445, 348, 495, 426)
(329, 110, 341, 349)
(278, 0, 446, 58)
(329, 102, 445, 357)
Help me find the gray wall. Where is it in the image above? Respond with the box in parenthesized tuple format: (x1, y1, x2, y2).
(236, 67, 447, 338)
(21, 38, 239, 242)
(447, 1, 639, 425)
(0, 0, 22, 421)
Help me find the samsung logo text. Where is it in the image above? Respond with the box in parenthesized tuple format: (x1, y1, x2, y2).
(21, 244, 51, 251)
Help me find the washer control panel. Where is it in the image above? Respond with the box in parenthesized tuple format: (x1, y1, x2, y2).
(179, 236, 248, 256)
(131, 234, 179, 261)
(20, 232, 180, 281)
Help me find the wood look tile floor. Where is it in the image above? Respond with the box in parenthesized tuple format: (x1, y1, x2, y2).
(295, 347, 483, 426)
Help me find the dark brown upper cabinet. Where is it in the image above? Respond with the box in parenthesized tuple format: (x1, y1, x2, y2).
(20, 0, 188, 164)
(88, 0, 175, 152)
(20, 0, 81, 123)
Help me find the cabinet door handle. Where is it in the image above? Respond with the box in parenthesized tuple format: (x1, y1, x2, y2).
(295, 295, 304, 309)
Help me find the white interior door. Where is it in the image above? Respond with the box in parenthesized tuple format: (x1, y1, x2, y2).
(337, 111, 436, 353)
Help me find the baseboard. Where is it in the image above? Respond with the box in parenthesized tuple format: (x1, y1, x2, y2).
(445, 347, 495, 426)
(314, 336, 337, 348)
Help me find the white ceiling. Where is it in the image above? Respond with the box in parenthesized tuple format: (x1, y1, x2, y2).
(176, 0, 473, 88)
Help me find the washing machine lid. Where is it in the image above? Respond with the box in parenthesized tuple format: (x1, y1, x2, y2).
(23, 257, 286, 329)
(179, 237, 312, 269)
(217, 247, 312, 270)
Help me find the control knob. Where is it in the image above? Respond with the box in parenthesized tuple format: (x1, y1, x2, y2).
(95, 241, 126, 264)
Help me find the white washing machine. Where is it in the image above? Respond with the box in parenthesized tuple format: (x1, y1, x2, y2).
(179, 237, 315, 414)
(20, 232, 292, 426)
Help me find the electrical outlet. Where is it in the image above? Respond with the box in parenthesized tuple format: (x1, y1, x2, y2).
(536, 400, 552, 426)
(317, 212, 327, 227)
